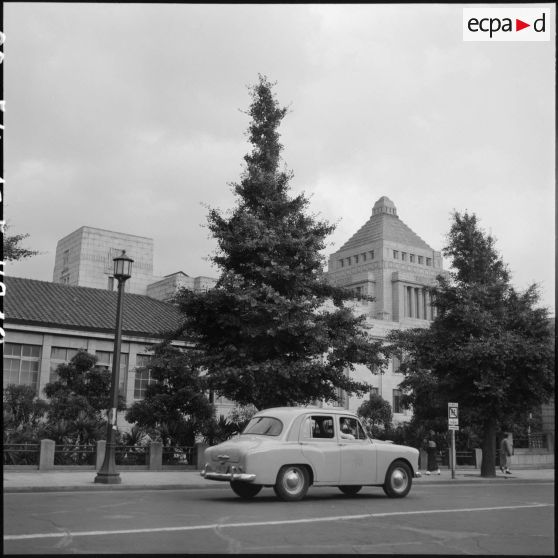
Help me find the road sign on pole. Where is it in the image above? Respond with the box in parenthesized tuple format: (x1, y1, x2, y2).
(448, 402, 459, 431)
(448, 403, 458, 480)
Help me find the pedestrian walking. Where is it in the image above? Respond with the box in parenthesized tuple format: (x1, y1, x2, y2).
(425, 430, 440, 475)
(499, 432, 513, 474)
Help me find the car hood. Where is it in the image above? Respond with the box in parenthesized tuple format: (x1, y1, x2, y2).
(205, 435, 271, 463)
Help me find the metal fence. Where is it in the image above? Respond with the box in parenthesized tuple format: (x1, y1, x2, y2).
(115, 445, 149, 466)
(3, 443, 40, 466)
(440, 449, 477, 467)
(54, 444, 96, 466)
(514, 434, 547, 449)
(162, 445, 194, 466)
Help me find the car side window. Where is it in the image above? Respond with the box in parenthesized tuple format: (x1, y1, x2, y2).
(307, 416, 335, 439)
(339, 417, 367, 440)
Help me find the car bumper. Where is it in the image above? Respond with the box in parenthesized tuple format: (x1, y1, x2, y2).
(200, 468, 257, 482)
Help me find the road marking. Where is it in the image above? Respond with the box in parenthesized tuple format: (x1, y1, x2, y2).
(4, 503, 553, 541)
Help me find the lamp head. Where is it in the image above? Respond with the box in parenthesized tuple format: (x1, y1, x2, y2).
(113, 250, 134, 281)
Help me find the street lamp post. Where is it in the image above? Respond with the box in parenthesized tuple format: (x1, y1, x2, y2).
(94, 250, 134, 484)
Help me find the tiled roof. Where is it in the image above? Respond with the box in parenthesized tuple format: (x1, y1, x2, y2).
(4, 277, 184, 338)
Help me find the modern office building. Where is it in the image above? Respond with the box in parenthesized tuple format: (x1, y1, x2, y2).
(52, 226, 217, 300)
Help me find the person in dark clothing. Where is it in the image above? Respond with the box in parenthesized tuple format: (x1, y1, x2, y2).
(425, 430, 440, 475)
(500, 432, 513, 474)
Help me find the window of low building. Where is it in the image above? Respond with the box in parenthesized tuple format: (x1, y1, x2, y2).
(3, 343, 42, 392)
(96, 350, 129, 398)
(50, 347, 80, 382)
(401, 252, 407, 261)
(393, 250, 399, 259)
(426, 258, 432, 266)
(133, 354, 155, 400)
(418, 256, 424, 265)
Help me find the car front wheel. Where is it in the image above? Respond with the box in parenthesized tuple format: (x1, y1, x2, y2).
(383, 460, 412, 498)
(274, 465, 309, 501)
(230, 481, 262, 499)
(339, 485, 362, 496)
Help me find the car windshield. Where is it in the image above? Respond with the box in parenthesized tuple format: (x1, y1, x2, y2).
(242, 416, 283, 436)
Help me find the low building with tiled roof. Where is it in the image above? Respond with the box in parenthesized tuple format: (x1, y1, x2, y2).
(3, 276, 185, 406)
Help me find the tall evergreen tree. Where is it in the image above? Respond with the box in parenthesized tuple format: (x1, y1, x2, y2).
(175, 75, 386, 409)
(388, 212, 554, 477)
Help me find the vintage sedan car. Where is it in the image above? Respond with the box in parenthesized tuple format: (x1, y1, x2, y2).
(200, 406, 420, 501)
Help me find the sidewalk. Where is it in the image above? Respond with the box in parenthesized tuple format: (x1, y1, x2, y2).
(3, 467, 554, 493)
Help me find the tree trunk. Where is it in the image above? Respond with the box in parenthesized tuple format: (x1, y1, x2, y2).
(480, 416, 497, 477)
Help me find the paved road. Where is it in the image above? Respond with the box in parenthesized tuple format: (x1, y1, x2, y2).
(4, 481, 554, 554)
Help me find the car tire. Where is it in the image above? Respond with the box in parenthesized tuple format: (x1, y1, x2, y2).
(230, 481, 262, 499)
(338, 485, 362, 496)
(382, 460, 412, 498)
(274, 465, 310, 502)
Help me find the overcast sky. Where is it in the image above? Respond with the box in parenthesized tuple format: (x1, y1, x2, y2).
(4, 3, 555, 313)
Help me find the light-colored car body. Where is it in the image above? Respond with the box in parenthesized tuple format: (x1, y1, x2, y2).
(201, 406, 420, 501)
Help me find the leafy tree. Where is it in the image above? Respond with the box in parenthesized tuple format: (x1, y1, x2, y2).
(3, 384, 49, 443)
(125, 343, 214, 442)
(2, 225, 39, 261)
(357, 393, 393, 438)
(173, 75, 386, 410)
(43, 350, 124, 425)
(387, 212, 554, 477)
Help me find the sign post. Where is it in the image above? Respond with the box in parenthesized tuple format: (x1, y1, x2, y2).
(448, 402, 459, 480)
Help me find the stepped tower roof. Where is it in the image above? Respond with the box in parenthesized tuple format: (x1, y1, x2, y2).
(337, 196, 434, 252)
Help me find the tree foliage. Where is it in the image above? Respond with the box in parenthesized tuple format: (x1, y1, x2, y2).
(387, 211, 554, 477)
(43, 350, 124, 425)
(125, 343, 214, 441)
(3, 226, 39, 261)
(173, 75, 386, 409)
(357, 393, 393, 438)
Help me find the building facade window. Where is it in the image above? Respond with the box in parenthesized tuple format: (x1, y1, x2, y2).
(3, 343, 42, 392)
(62, 249, 70, 268)
(401, 252, 407, 261)
(418, 256, 424, 265)
(426, 258, 432, 266)
(393, 250, 399, 259)
(370, 387, 379, 397)
(362, 253, 367, 262)
(369, 250, 375, 260)
(347, 257, 352, 266)
(354, 255, 359, 264)
(392, 355, 402, 374)
(393, 389, 405, 413)
(50, 347, 80, 382)
(133, 354, 155, 400)
(96, 350, 129, 398)
(409, 254, 415, 263)
(108, 277, 115, 291)
(338, 259, 344, 268)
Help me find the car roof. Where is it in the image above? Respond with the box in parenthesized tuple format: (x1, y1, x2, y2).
(254, 406, 358, 419)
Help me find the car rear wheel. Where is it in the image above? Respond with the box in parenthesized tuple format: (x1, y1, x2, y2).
(338, 485, 362, 496)
(230, 481, 262, 499)
(274, 465, 309, 501)
(383, 460, 412, 498)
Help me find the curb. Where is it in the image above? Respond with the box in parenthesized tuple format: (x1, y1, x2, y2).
(3, 483, 226, 494)
(4, 477, 552, 493)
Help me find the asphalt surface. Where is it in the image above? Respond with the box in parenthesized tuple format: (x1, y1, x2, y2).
(3, 466, 554, 493)
(4, 476, 554, 554)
